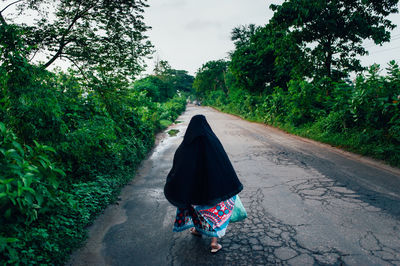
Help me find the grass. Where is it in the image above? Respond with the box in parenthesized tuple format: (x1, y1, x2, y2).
(167, 129, 179, 136)
(159, 119, 172, 129)
(209, 105, 400, 168)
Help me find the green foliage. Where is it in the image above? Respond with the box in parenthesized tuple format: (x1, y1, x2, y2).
(0, 25, 188, 265)
(0, 0, 153, 79)
(270, 0, 398, 81)
(350, 64, 399, 129)
(134, 68, 194, 102)
(169, 70, 195, 94)
(0, 61, 188, 264)
(283, 80, 325, 126)
(198, 60, 400, 166)
(193, 60, 228, 99)
(0, 123, 71, 224)
(134, 76, 165, 102)
(0, 0, 189, 263)
(230, 25, 271, 93)
(230, 24, 306, 92)
(158, 94, 187, 123)
(195, 0, 399, 165)
(60, 115, 121, 180)
(313, 111, 348, 134)
(0, 124, 79, 265)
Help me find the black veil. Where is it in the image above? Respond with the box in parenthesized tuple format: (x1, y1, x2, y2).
(164, 114, 243, 208)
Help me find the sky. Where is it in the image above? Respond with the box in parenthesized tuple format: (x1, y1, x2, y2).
(143, 0, 400, 76)
(143, 0, 282, 75)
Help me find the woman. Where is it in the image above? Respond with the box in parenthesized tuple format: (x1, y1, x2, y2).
(164, 114, 243, 253)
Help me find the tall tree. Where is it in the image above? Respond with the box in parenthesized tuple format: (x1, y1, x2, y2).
(134, 59, 194, 102)
(270, 0, 398, 81)
(168, 69, 195, 93)
(230, 24, 271, 93)
(0, 0, 153, 79)
(152, 60, 194, 96)
(193, 60, 228, 98)
(229, 24, 307, 93)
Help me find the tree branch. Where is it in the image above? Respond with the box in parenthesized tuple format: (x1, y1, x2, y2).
(42, 40, 71, 68)
(0, 12, 6, 25)
(0, 0, 23, 14)
(28, 48, 39, 62)
(64, 55, 89, 83)
(42, 4, 94, 69)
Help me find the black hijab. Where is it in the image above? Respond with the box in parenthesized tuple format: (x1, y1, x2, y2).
(164, 114, 243, 208)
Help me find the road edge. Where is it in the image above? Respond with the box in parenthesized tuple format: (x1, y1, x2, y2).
(206, 106, 400, 177)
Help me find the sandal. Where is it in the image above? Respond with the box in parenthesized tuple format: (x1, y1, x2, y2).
(190, 228, 202, 237)
(210, 243, 222, 253)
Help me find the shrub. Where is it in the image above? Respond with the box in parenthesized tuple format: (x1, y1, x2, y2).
(0, 123, 71, 224)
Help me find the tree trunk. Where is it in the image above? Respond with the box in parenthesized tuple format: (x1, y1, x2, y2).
(324, 37, 333, 96)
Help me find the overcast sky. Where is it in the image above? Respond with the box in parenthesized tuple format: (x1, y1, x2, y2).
(143, 0, 400, 76)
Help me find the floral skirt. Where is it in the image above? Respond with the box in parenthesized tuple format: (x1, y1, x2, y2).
(173, 195, 236, 237)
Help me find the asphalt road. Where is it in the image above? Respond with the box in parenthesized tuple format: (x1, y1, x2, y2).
(68, 105, 400, 266)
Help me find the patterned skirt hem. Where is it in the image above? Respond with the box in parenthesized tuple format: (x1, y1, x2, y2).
(173, 224, 226, 238)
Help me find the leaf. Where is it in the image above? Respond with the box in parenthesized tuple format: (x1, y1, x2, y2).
(24, 193, 33, 206)
(17, 180, 22, 197)
(0, 178, 15, 185)
(5, 238, 19, 243)
(12, 141, 24, 156)
(0, 122, 5, 133)
(37, 155, 51, 166)
(41, 145, 56, 153)
(22, 174, 33, 187)
(36, 193, 44, 206)
(21, 187, 35, 194)
(5, 149, 18, 158)
(4, 208, 12, 219)
(53, 168, 66, 177)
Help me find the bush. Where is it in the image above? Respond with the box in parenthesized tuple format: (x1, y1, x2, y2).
(200, 61, 400, 167)
(314, 111, 347, 134)
(1, 67, 189, 264)
(59, 115, 121, 181)
(0, 123, 71, 224)
(0, 123, 77, 264)
(283, 79, 325, 126)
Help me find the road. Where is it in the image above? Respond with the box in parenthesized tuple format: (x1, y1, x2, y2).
(68, 105, 400, 266)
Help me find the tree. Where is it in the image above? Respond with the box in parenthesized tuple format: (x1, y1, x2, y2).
(134, 60, 194, 102)
(229, 24, 308, 93)
(230, 24, 272, 93)
(270, 0, 398, 81)
(0, 0, 153, 79)
(153, 59, 172, 76)
(153, 59, 194, 92)
(134, 75, 166, 102)
(193, 60, 228, 98)
(168, 69, 195, 93)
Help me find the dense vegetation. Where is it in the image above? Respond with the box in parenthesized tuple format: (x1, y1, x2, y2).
(0, 1, 192, 264)
(194, 0, 400, 167)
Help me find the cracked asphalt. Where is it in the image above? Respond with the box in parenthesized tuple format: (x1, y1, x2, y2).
(68, 105, 400, 266)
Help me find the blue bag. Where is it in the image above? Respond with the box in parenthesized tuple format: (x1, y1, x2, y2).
(230, 195, 247, 223)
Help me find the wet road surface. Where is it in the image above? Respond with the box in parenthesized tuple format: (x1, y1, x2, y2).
(68, 105, 400, 265)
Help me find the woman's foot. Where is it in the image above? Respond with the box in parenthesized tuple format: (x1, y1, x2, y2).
(210, 237, 222, 253)
(210, 243, 222, 253)
(189, 228, 202, 237)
